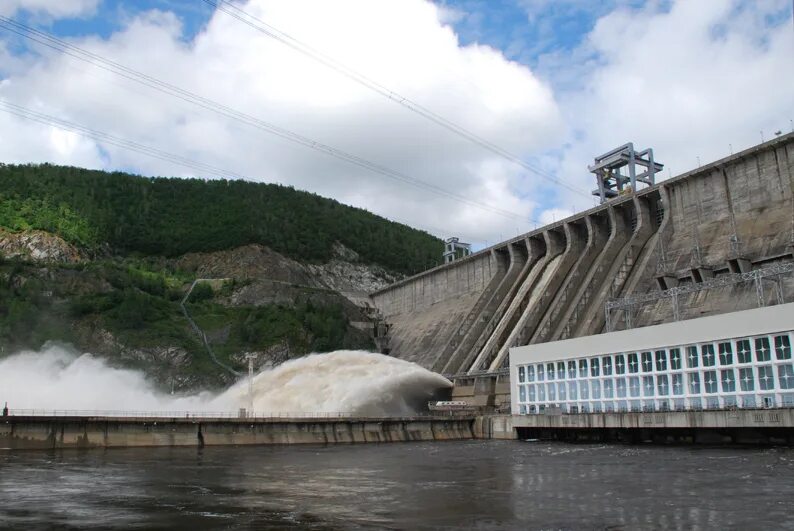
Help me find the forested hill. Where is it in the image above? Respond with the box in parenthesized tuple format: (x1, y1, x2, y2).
(0, 163, 443, 275)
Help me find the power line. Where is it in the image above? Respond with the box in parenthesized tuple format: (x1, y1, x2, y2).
(202, 0, 591, 198)
(0, 16, 539, 225)
(0, 99, 488, 243)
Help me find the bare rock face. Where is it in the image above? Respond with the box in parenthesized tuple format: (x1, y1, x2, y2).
(176, 242, 398, 294)
(0, 229, 84, 264)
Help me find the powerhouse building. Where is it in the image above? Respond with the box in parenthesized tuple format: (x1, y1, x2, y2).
(509, 302, 794, 415)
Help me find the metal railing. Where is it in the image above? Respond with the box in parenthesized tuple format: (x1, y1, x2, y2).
(2, 409, 467, 420)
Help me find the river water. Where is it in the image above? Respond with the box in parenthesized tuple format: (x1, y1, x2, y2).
(1, 440, 793, 530)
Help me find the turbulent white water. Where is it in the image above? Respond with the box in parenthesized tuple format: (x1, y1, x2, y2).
(0, 344, 451, 416)
(217, 350, 452, 416)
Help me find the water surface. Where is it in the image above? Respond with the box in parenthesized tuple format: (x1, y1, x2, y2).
(1, 441, 793, 530)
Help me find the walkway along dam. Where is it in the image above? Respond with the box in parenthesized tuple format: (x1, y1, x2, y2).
(370, 133, 794, 413)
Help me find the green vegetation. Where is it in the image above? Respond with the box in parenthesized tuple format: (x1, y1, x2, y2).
(0, 163, 443, 274)
(0, 257, 373, 388)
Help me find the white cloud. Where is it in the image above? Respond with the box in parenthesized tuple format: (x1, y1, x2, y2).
(542, 0, 794, 211)
(1, 0, 790, 250)
(0, 0, 566, 246)
(0, 0, 99, 18)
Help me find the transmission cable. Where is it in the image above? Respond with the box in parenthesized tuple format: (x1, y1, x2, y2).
(0, 16, 539, 225)
(201, 0, 590, 198)
(0, 99, 496, 243)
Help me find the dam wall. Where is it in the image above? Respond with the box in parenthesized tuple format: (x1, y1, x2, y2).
(371, 133, 794, 375)
(0, 415, 475, 449)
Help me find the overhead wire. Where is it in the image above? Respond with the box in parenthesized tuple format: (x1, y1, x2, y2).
(201, 0, 591, 198)
(0, 16, 539, 226)
(0, 99, 496, 243)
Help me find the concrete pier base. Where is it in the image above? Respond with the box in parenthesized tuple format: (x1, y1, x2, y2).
(0, 416, 475, 450)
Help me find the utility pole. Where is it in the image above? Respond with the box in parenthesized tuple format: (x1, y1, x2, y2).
(245, 353, 257, 415)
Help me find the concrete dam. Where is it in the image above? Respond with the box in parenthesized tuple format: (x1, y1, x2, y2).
(370, 133, 794, 409)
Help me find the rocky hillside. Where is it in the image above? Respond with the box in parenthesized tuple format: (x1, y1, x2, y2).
(0, 229, 398, 390)
(0, 163, 445, 390)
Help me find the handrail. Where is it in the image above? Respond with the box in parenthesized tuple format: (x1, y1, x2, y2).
(2, 409, 469, 420)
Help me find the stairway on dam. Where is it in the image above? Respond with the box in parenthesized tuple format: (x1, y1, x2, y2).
(369, 133, 794, 406)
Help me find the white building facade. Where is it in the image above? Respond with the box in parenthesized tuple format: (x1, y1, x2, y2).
(510, 303, 794, 415)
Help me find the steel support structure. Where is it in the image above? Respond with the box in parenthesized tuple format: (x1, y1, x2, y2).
(591, 143, 664, 203)
(604, 261, 794, 332)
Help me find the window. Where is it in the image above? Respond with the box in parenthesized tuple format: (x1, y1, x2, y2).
(558, 382, 567, 400)
(568, 361, 577, 379)
(657, 374, 669, 396)
(655, 350, 667, 372)
(591, 358, 600, 377)
(718, 342, 733, 365)
(643, 376, 655, 397)
(519, 385, 527, 402)
(579, 380, 589, 399)
(756, 337, 771, 362)
(775, 335, 791, 360)
(742, 395, 756, 408)
(628, 353, 639, 373)
(778, 365, 794, 390)
(720, 369, 736, 393)
(629, 377, 641, 397)
(690, 397, 702, 410)
(538, 384, 546, 401)
(739, 368, 754, 392)
(641, 352, 653, 372)
(568, 381, 578, 400)
(758, 366, 775, 390)
(528, 385, 536, 401)
(547, 383, 556, 401)
(592, 380, 601, 399)
(616, 378, 627, 398)
(672, 373, 684, 395)
(519, 366, 525, 383)
(527, 365, 535, 382)
(615, 354, 626, 374)
(688, 373, 701, 394)
(701, 344, 716, 367)
(537, 364, 545, 381)
(604, 379, 614, 398)
(670, 348, 682, 370)
(578, 359, 588, 378)
(704, 371, 718, 393)
(547, 363, 555, 380)
(557, 362, 566, 380)
(602, 356, 613, 376)
(686, 346, 699, 368)
(519, 404, 527, 414)
(736, 339, 752, 364)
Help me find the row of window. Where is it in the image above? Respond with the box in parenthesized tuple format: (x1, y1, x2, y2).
(518, 393, 794, 415)
(517, 335, 792, 384)
(517, 364, 794, 405)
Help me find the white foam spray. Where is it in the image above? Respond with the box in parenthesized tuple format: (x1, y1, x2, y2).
(0, 344, 451, 416)
(215, 350, 452, 416)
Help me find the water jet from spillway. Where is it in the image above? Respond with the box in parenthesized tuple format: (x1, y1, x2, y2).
(0, 345, 451, 416)
(213, 350, 453, 416)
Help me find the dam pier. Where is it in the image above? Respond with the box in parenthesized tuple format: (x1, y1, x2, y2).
(0, 412, 476, 449)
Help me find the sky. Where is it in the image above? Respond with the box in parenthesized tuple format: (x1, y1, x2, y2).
(0, 0, 792, 248)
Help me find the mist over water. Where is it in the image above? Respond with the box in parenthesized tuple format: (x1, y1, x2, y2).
(0, 344, 451, 416)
